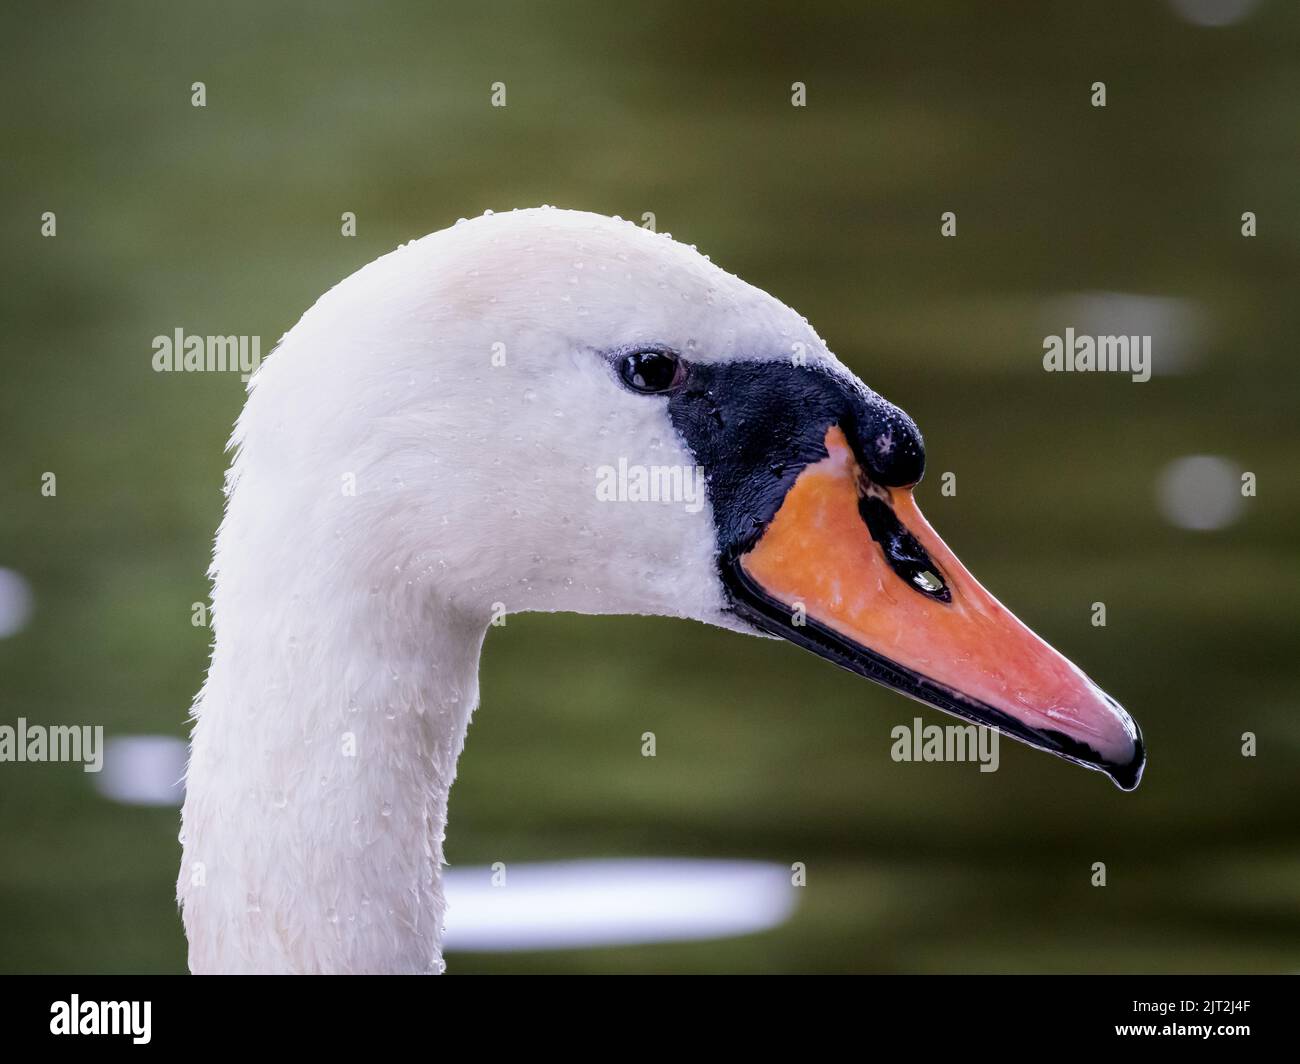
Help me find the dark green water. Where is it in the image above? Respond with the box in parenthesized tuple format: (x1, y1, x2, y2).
(1, 1, 1297, 972)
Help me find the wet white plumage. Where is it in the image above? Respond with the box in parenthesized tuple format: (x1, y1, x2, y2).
(178, 208, 843, 973)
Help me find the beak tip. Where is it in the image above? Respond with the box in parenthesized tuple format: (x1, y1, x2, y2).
(1103, 734, 1146, 792)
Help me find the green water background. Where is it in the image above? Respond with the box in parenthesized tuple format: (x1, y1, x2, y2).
(1, 0, 1297, 972)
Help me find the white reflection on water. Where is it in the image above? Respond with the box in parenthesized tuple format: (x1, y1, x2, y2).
(1157, 454, 1244, 531)
(93, 735, 188, 806)
(0, 568, 33, 639)
(1040, 291, 1208, 376)
(443, 858, 798, 952)
(1168, 0, 1260, 28)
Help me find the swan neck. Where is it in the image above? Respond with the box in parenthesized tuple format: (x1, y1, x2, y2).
(179, 565, 484, 973)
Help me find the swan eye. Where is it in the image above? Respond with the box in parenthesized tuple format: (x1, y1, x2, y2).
(618, 351, 686, 394)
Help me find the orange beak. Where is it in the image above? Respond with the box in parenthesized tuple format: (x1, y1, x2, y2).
(727, 426, 1145, 789)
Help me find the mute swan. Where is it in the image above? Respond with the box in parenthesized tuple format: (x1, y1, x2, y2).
(178, 207, 1144, 974)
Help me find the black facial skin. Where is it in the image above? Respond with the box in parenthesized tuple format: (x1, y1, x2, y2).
(629, 354, 1145, 791)
(663, 359, 927, 559)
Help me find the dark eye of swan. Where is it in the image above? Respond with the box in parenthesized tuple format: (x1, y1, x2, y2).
(617, 351, 686, 394)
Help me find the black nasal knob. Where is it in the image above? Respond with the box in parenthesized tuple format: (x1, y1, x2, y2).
(847, 386, 926, 487)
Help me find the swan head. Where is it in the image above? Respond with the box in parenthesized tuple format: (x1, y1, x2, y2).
(242, 207, 1144, 790)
